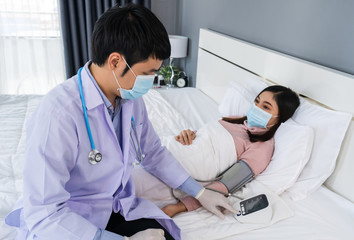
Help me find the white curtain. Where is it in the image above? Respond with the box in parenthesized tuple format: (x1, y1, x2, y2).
(0, 0, 65, 95)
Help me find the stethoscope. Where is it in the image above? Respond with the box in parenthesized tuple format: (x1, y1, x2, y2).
(130, 116, 145, 165)
(78, 67, 144, 165)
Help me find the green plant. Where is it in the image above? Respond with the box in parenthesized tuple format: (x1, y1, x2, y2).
(159, 65, 180, 81)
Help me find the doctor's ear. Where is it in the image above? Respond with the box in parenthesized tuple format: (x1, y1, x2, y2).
(107, 52, 123, 70)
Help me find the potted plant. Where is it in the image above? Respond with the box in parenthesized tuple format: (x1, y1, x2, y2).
(159, 65, 180, 85)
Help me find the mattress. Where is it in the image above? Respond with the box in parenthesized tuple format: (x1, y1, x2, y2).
(0, 94, 43, 240)
(222, 187, 354, 240)
(0, 89, 353, 240)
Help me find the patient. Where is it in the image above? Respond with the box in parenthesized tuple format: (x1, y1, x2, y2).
(161, 85, 300, 217)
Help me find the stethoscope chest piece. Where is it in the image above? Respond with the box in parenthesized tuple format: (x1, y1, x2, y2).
(78, 67, 145, 166)
(89, 149, 102, 165)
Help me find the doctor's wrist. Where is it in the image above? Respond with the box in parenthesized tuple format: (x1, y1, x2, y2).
(177, 177, 203, 197)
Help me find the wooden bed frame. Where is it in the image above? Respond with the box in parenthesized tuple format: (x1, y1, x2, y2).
(195, 28, 354, 202)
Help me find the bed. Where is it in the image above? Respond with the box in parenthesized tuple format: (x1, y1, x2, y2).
(134, 28, 354, 239)
(1, 28, 354, 239)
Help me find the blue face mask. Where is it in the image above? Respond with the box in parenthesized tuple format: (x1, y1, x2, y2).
(247, 104, 277, 128)
(112, 57, 154, 100)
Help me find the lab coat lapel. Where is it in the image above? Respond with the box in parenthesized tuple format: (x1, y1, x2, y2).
(81, 65, 103, 111)
(81, 64, 122, 156)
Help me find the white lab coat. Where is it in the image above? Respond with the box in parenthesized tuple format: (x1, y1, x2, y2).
(6, 64, 189, 240)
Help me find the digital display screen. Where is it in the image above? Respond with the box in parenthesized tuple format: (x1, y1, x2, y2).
(241, 194, 268, 214)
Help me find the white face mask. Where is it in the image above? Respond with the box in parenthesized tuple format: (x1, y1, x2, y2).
(112, 57, 154, 100)
(247, 104, 278, 128)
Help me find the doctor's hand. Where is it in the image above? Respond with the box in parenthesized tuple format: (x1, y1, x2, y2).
(196, 188, 238, 219)
(175, 129, 196, 145)
(125, 229, 165, 240)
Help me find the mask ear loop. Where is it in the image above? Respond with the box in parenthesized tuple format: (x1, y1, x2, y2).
(112, 70, 123, 92)
(122, 57, 137, 77)
(266, 115, 280, 129)
(112, 56, 137, 91)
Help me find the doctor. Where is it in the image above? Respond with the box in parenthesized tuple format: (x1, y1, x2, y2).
(6, 4, 236, 240)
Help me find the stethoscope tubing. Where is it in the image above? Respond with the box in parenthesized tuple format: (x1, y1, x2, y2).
(78, 67, 96, 150)
(170, 180, 243, 201)
(130, 116, 144, 164)
(78, 67, 143, 165)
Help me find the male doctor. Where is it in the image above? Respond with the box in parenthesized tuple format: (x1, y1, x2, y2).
(6, 4, 236, 240)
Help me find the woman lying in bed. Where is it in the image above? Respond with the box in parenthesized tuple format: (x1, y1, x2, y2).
(160, 85, 300, 217)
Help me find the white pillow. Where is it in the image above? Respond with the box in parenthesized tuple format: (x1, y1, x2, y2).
(218, 78, 352, 199)
(218, 84, 250, 117)
(286, 98, 352, 200)
(218, 76, 267, 117)
(256, 119, 314, 194)
(218, 80, 314, 194)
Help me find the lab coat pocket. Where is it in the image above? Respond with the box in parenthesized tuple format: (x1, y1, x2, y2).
(66, 201, 93, 219)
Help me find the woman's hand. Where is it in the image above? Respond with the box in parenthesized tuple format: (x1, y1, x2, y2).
(175, 129, 196, 145)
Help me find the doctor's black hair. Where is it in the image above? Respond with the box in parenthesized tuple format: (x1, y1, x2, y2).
(222, 85, 300, 142)
(91, 4, 171, 76)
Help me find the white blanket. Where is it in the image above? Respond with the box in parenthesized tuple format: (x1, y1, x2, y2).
(133, 90, 293, 239)
(160, 121, 236, 181)
(144, 90, 237, 180)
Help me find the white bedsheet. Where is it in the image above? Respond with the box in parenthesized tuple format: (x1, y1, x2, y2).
(144, 88, 354, 240)
(0, 95, 43, 240)
(223, 186, 354, 240)
(1, 89, 354, 240)
(173, 180, 293, 240)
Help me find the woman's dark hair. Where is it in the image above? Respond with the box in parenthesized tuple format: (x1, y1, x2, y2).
(91, 4, 171, 76)
(223, 85, 300, 142)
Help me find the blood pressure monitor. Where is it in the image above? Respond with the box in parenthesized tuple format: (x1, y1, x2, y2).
(238, 194, 269, 216)
(234, 194, 272, 223)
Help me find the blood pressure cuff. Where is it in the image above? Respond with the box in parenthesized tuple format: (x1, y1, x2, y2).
(218, 160, 254, 194)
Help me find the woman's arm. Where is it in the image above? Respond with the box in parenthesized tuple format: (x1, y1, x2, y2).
(175, 129, 197, 145)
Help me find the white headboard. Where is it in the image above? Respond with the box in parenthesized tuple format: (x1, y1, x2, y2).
(196, 28, 354, 202)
